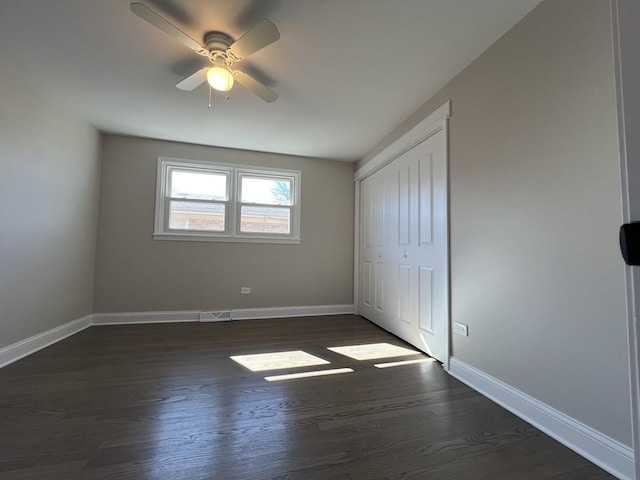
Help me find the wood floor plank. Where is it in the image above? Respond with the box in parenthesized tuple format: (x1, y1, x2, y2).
(0, 315, 615, 479)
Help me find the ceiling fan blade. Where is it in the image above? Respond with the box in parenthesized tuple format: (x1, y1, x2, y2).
(228, 19, 280, 60)
(176, 67, 209, 91)
(233, 70, 278, 103)
(130, 2, 207, 55)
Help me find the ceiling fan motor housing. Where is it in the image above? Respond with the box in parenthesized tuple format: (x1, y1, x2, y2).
(204, 31, 233, 55)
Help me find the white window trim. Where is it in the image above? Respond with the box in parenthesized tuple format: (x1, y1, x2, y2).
(154, 157, 301, 244)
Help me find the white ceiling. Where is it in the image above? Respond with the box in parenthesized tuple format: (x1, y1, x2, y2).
(0, 0, 542, 162)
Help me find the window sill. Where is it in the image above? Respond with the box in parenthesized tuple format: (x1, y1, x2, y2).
(152, 232, 301, 245)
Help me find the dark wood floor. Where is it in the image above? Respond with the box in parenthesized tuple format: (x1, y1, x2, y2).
(0, 315, 613, 479)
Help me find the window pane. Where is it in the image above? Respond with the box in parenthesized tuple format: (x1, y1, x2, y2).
(170, 170, 228, 201)
(169, 201, 225, 232)
(240, 206, 290, 234)
(241, 176, 292, 205)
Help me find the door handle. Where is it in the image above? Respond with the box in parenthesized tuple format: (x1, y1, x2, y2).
(620, 222, 640, 265)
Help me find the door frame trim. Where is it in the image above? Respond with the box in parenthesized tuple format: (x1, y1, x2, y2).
(612, 1, 640, 477)
(354, 100, 452, 369)
(354, 101, 451, 181)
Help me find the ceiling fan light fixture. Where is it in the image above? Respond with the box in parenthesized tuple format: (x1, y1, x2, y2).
(130, 3, 278, 101)
(207, 66, 234, 92)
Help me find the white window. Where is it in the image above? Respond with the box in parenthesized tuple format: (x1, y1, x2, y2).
(154, 157, 301, 244)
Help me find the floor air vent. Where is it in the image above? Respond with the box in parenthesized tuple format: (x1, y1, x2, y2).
(199, 310, 232, 322)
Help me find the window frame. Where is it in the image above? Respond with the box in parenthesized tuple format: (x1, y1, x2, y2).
(165, 164, 231, 234)
(154, 157, 301, 244)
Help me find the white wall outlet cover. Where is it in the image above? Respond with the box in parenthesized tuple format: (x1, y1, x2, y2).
(453, 321, 468, 336)
(240, 287, 251, 294)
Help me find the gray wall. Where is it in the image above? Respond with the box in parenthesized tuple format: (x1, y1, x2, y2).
(0, 56, 101, 349)
(94, 135, 355, 313)
(360, 0, 631, 445)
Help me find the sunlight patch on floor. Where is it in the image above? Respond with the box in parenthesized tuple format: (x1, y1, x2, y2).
(265, 368, 354, 382)
(374, 358, 434, 368)
(328, 343, 420, 361)
(230, 350, 329, 372)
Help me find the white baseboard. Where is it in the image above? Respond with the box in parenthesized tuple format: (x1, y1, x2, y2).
(0, 315, 92, 368)
(231, 304, 356, 320)
(448, 357, 634, 480)
(91, 305, 355, 325)
(92, 310, 201, 325)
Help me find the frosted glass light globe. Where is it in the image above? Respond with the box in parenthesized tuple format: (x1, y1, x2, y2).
(207, 67, 234, 92)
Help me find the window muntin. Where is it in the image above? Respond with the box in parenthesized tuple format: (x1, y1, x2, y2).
(155, 158, 301, 244)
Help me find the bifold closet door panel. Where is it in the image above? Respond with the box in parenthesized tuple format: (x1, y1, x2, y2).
(358, 128, 448, 362)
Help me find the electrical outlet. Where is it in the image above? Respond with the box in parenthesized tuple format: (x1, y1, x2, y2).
(240, 287, 251, 295)
(453, 321, 468, 336)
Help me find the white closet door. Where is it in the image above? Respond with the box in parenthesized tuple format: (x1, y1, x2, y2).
(387, 150, 416, 343)
(359, 172, 388, 327)
(358, 129, 448, 362)
(412, 132, 448, 361)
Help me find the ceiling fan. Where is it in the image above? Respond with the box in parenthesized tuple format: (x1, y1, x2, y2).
(130, 2, 280, 103)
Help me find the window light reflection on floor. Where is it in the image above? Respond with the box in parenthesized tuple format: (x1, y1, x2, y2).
(374, 358, 434, 368)
(328, 343, 420, 361)
(230, 350, 329, 372)
(265, 368, 354, 382)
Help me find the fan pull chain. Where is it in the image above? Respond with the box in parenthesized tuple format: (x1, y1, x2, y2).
(208, 85, 213, 109)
